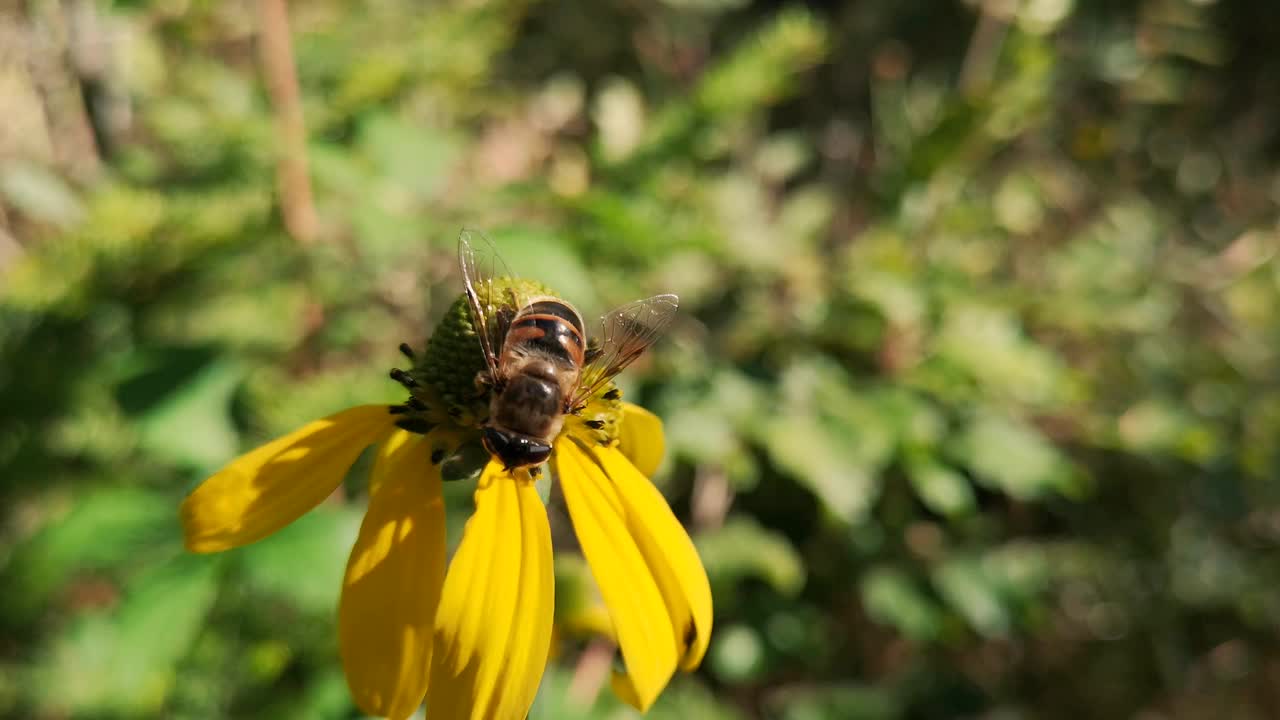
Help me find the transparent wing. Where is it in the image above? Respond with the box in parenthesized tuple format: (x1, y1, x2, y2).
(569, 293, 679, 410)
(458, 229, 521, 380)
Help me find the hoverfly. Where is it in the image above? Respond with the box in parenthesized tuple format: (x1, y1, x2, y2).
(459, 232, 678, 471)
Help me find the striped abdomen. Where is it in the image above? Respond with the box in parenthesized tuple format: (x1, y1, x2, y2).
(502, 298, 587, 369)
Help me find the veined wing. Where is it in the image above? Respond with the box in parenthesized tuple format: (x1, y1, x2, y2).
(458, 230, 522, 381)
(569, 293, 679, 411)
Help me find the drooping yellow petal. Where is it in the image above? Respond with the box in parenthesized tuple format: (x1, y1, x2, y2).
(553, 441, 667, 710)
(617, 402, 666, 478)
(181, 405, 394, 552)
(555, 437, 713, 711)
(428, 463, 554, 720)
(594, 444, 712, 671)
(339, 429, 446, 720)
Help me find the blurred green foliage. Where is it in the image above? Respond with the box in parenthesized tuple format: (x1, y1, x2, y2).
(4, 0, 1280, 718)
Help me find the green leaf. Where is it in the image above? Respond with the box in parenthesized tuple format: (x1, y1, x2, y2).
(761, 410, 880, 524)
(239, 505, 362, 615)
(0, 487, 177, 624)
(696, 517, 806, 596)
(552, 554, 597, 625)
(932, 557, 1010, 638)
(0, 161, 84, 227)
(696, 9, 827, 118)
(861, 566, 944, 641)
(758, 361, 896, 524)
(665, 404, 745, 468)
(906, 458, 976, 517)
(770, 684, 900, 720)
(35, 553, 222, 716)
(257, 668, 353, 720)
(982, 542, 1053, 602)
(710, 624, 766, 683)
(648, 677, 749, 720)
(933, 304, 1068, 407)
(954, 411, 1073, 500)
(358, 112, 460, 199)
(117, 348, 243, 474)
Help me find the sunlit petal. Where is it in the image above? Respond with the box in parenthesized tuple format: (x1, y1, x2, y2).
(339, 429, 446, 720)
(428, 463, 554, 720)
(554, 437, 714, 710)
(181, 405, 394, 552)
(617, 401, 666, 478)
(554, 440, 669, 711)
(594, 444, 713, 671)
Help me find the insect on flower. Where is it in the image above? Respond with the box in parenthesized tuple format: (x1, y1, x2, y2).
(179, 231, 712, 720)
(462, 235, 679, 472)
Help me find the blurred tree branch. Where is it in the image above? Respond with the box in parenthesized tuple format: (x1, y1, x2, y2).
(1, 3, 98, 181)
(960, 0, 1011, 98)
(567, 638, 615, 709)
(258, 0, 318, 245)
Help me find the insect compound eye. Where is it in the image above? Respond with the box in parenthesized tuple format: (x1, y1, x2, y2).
(482, 427, 510, 457)
(504, 436, 551, 467)
(483, 428, 552, 469)
(520, 441, 553, 467)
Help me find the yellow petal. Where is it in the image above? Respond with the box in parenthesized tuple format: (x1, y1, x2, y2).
(428, 463, 554, 720)
(339, 430, 446, 720)
(617, 402, 666, 478)
(555, 438, 713, 711)
(595, 444, 712, 671)
(550, 442, 659, 710)
(181, 405, 394, 553)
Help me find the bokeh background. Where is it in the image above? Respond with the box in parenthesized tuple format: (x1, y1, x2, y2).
(3, 0, 1280, 718)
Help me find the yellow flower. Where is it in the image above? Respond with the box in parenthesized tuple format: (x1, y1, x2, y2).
(180, 289, 712, 720)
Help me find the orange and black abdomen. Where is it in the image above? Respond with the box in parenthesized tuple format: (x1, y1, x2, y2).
(505, 299, 586, 368)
